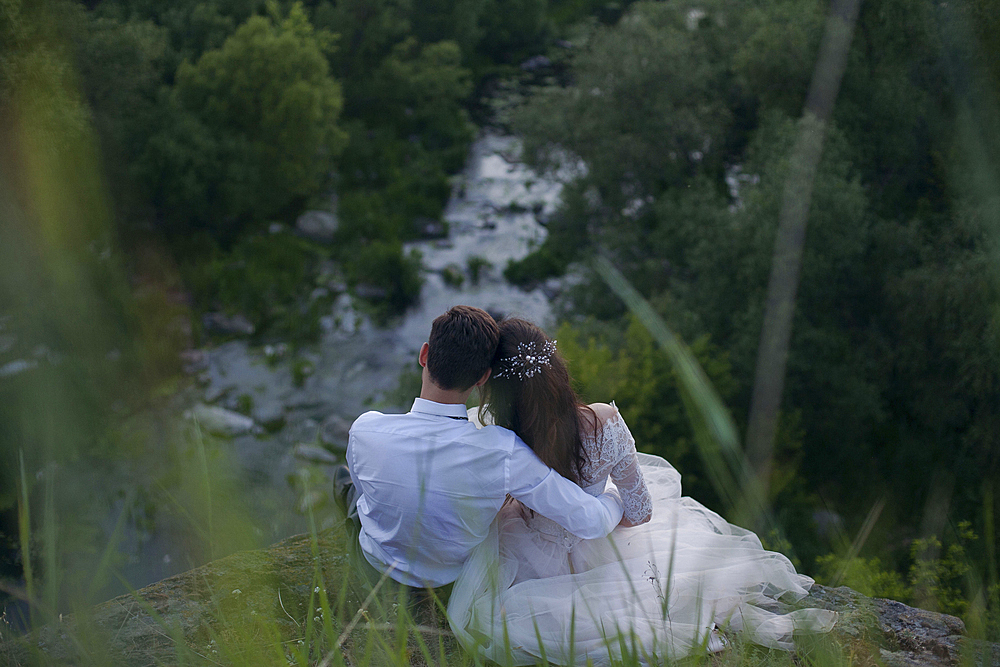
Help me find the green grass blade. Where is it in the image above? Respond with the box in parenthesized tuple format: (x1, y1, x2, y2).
(592, 255, 768, 527)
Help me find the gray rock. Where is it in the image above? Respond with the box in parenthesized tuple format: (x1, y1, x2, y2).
(202, 312, 255, 336)
(541, 277, 562, 301)
(292, 443, 339, 465)
(0, 532, 363, 667)
(876, 597, 965, 666)
(0, 332, 16, 354)
(415, 217, 447, 238)
(186, 404, 257, 437)
(962, 639, 1000, 667)
(520, 55, 552, 71)
(354, 283, 388, 300)
(263, 343, 289, 361)
(252, 400, 286, 432)
(0, 358, 37, 378)
(179, 349, 208, 374)
(319, 414, 352, 450)
(295, 210, 339, 242)
(204, 382, 231, 403)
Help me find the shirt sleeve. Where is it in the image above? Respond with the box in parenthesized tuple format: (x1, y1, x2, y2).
(507, 439, 624, 539)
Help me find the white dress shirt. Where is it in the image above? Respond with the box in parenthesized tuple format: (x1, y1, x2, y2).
(347, 398, 624, 587)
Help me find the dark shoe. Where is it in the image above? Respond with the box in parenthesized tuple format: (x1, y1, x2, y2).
(333, 465, 353, 519)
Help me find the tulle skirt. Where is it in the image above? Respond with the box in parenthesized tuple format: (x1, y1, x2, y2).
(447, 454, 837, 666)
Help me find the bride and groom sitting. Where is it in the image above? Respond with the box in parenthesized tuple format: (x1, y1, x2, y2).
(336, 305, 835, 665)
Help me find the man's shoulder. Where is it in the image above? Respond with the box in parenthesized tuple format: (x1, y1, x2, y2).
(350, 410, 404, 432)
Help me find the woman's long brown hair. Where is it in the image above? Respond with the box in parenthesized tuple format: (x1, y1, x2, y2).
(479, 318, 595, 482)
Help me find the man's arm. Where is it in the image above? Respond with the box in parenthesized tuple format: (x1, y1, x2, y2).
(507, 441, 623, 539)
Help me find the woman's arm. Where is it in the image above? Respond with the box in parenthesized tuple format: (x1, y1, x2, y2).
(592, 403, 652, 526)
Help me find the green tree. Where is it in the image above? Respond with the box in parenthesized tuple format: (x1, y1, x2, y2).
(73, 15, 168, 222)
(477, 0, 549, 65)
(311, 0, 412, 83)
(409, 0, 487, 56)
(361, 38, 473, 160)
(514, 0, 740, 208)
(143, 3, 347, 233)
(733, 0, 825, 117)
(335, 38, 473, 243)
(95, 0, 263, 73)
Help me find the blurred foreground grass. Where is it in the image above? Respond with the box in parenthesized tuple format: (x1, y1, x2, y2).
(2, 0, 999, 664)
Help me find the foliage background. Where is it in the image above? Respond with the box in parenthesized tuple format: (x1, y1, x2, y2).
(1, 0, 999, 653)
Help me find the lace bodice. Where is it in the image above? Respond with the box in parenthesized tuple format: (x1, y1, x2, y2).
(527, 403, 652, 547)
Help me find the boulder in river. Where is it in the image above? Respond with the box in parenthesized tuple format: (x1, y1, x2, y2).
(292, 443, 339, 465)
(414, 217, 447, 238)
(318, 414, 352, 450)
(252, 399, 286, 432)
(185, 403, 258, 437)
(201, 312, 255, 337)
(354, 283, 388, 300)
(0, 358, 37, 378)
(520, 55, 552, 71)
(295, 210, 339, 242)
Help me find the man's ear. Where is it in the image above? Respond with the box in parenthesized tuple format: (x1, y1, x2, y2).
(474, 367, 492, 387)
(418, 342, 429, 368)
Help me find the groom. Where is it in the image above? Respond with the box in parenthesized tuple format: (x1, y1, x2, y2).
(336, 305, 624, 594)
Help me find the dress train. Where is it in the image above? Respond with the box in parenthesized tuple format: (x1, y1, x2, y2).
(447, 454, 837, 665)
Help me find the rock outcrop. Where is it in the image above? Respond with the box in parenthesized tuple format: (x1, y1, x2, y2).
(2, 530, 996, 666)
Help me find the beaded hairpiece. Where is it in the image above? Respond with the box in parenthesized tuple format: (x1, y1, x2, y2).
(493, 340, 558, 380)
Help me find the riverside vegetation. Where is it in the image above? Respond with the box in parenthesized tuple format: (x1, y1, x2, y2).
(2, 0, 1000, 662)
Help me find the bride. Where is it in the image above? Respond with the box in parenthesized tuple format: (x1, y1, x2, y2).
(447, 318, 837, 665)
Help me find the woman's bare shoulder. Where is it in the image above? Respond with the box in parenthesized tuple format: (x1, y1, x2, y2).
(586, 402, 619, 423)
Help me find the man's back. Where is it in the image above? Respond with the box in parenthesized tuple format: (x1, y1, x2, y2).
(348, 399, 522, 587)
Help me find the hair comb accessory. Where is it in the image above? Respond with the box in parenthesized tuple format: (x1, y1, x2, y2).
(494, 340, 557, 380)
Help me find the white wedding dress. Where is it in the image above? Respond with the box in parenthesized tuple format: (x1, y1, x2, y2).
(448, 404, 836, 666)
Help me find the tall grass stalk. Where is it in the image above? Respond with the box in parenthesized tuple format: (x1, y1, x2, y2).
(744, 0, 861, 518)
(41, 462, 58, 628)
(87, 490, 134, 600)
(592, 255, 768, 531)
(193, 419, 215, 560)
(17, 451, 34, 626)
(829, 497, 885, 587)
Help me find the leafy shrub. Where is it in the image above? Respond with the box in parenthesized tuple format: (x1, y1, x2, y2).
(816, 521, 985, 620)
(504, 246, 567, 287)
(441, 264, 464, 287)
(291, 358, 315, 388)
(815, 554, 910, 602)
(467, 255, 492, 285)
(345, 241, 423, 318)
(182, 232, 330, 341)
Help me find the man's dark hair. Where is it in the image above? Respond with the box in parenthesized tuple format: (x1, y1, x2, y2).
(426, 306, 500, 391)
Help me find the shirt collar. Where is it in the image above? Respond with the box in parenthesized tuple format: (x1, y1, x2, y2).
(410, 397, 469, 420)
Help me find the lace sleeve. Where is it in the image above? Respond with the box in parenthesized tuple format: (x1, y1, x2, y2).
(601, 409, 652, 525)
